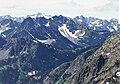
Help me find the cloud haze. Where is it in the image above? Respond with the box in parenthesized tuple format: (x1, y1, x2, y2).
(0, 0, 119, 19)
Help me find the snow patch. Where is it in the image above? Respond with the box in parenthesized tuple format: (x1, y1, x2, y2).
(38, 38, 56, 45)
(107, 26, 114, 32)
(116, 72, 120, 77)
(28, 71, 36, 76)
(106, 82, 109, 84)
(33, 40, 38, 43)
(58, 24, 85, 39)
(101, 52, 110, 56)
(46, 22, 50, 27)
(58, 24, 86, 44)
(28, 32, 55, 45)
(113, 25, 118, 31)
(0, 25, 11, 34)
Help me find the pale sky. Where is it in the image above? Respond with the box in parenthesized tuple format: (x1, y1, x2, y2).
(0, 0, 119, 19)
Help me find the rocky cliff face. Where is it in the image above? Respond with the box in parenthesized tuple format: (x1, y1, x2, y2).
(47, 33, 120, 84)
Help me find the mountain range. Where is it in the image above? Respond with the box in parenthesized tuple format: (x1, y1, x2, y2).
(0, 13, 119, 84)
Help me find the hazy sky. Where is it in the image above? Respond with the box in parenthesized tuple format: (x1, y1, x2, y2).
(0, 0, 119, 19)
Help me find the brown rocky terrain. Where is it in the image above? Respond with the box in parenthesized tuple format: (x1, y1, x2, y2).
(44, 33, 120, 84)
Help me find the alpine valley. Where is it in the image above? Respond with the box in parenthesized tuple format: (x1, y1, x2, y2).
(0, 13, 119, 84)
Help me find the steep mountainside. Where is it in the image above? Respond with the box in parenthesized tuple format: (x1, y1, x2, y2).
(49, 33, 120, 84)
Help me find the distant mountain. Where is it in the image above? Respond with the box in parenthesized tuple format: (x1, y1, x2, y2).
(0, 14, 119, 47)
(0, 15, 24, 22)
(26, 12, 52, 19)
(0, 13, 119, 84)
(0, 13, 52, 23)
